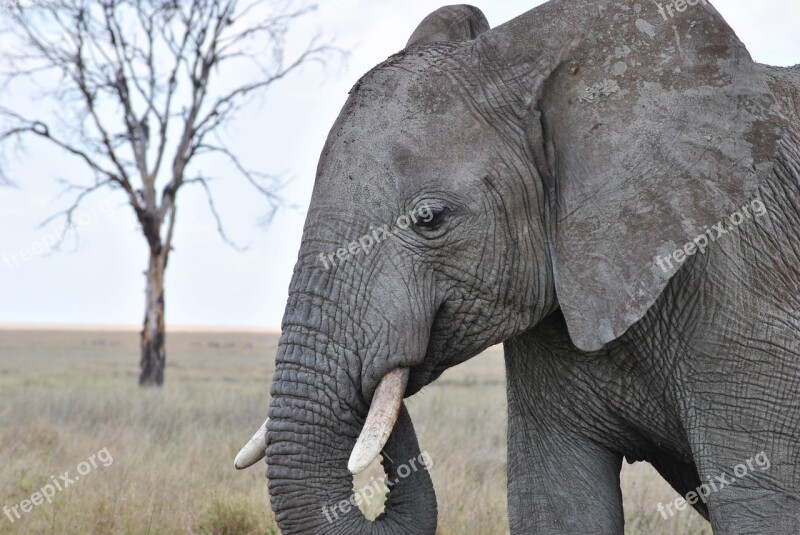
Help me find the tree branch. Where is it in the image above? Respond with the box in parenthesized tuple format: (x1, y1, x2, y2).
(185, 175, 248, 251)
(0, 0, 334, 251)
(39, 177, 113, 251)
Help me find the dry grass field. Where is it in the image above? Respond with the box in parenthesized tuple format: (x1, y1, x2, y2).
(0, 328, 710, 534)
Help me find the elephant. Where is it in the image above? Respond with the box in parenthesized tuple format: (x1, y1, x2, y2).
(236, 1, 800, 533)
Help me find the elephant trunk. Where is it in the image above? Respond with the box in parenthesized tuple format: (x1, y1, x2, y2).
(265, 326, 437, 535)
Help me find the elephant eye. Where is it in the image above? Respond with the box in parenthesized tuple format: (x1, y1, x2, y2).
(414, 201, 451, 231)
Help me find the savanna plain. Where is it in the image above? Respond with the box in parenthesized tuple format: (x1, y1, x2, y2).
(0, 327, 710, 534)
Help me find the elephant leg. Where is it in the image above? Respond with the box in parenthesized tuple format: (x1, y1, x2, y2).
(506, 409, 624, 534)
(687, 432, 800, 534)
(505, 340, 625, 534)
(708, 491, 800, 535)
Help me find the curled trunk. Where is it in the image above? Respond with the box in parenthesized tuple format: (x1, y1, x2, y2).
(266, 335, 437, 535)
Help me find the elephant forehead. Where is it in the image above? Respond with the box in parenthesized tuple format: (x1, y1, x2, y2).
(315, 116, 499, 205)
(315, 55, 499, 199)
(338, 66, 474, 141)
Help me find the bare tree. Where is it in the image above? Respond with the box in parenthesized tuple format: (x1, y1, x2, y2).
(0, 0, 333, 386)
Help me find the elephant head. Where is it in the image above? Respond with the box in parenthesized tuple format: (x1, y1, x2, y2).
(238, 1, 783, 533)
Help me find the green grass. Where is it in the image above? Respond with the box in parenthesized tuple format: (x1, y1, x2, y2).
(0, 328, 709, 534)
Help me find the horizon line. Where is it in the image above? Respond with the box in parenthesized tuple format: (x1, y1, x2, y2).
(0, 323, 282, 333)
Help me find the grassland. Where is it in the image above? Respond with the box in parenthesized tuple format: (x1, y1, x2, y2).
(0, 328, 710, 534)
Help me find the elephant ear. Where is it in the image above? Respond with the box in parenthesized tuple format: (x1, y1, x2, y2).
(406, 5, 489, 48)
(489, 0, 785, 350)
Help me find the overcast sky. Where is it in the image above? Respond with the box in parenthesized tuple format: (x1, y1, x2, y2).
(1, 0, 798, 329)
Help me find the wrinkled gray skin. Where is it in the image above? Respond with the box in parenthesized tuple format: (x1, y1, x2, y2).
(264, 1, 800, 533)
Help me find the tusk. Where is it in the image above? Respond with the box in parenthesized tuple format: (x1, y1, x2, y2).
(234, 418, 268, 470)
(348, 368, 410, 475)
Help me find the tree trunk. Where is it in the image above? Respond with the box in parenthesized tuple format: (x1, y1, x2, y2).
(139, 248, 166, 387)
